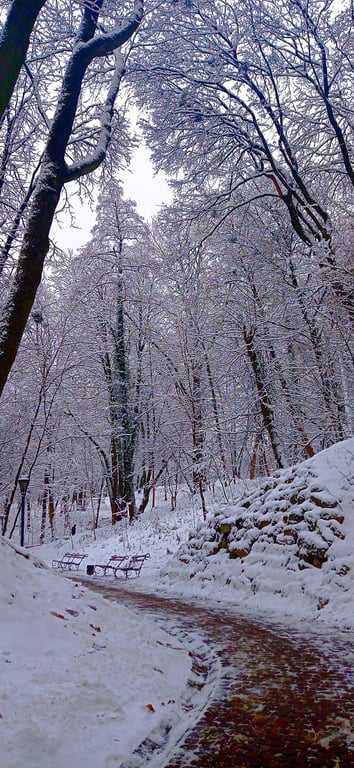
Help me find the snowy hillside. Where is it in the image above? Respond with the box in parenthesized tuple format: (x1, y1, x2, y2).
(160, 438, 354, 627)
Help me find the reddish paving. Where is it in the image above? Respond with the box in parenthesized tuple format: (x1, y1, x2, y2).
(86, 582, 354, 768)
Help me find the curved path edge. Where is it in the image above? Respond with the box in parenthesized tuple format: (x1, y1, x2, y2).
(78, 577, 221, 768)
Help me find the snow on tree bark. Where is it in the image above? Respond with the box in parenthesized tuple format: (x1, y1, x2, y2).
(0, 0, 143, 399)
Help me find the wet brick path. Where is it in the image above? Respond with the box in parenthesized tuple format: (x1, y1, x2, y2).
(85, 582, 354, 768)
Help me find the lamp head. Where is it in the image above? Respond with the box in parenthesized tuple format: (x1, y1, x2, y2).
(19, 476, 29, 495)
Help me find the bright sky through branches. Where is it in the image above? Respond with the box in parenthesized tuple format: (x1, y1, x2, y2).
(53, 145, 172, 252)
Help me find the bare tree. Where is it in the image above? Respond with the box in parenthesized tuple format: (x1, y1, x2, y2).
(0, 0, 143, 398)
(131, 0, 354, 321)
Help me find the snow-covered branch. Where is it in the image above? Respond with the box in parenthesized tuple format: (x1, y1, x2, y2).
(64, 52, 126, 183)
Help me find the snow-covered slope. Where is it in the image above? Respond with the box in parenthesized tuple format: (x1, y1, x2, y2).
(160, 438, 354, 627)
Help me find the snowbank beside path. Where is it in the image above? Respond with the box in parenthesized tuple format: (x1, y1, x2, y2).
(156, 438, 354, 630)
(0, 538, 194, 768)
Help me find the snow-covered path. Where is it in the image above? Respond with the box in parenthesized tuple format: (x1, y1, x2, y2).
(80, 580, 220, 768)
(84, 581, 354, 768)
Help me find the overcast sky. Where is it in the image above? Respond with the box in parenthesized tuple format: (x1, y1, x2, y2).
(52, 144, 172, 253)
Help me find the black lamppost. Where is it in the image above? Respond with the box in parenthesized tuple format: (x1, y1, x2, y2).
(19, 475, 29, 547)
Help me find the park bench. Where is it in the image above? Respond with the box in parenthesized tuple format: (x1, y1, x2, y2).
(93, 554, 128, 577)
(117, 553, 150, 579)
(93, 553, 150, 579)
(52, 552, 87, 571)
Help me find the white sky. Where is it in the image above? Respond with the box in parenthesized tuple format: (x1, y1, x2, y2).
(52, 145, 173, 252)
(121, 143, 173, 220)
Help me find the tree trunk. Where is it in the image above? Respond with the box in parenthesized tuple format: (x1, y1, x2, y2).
(243, 324, 285, 470)
(40, 470, 49, 545)
(48, 468, 55, 541)
(289, 258, 346, 443)
(0, 0, 143, 398)
(249, 432, 262, 480)
(247, 276, 315, 460)
(0, 0, 47, 120)
(111, 267, 137, 522)
(0, 166, 62, 396)
(201, 338, 229, 483)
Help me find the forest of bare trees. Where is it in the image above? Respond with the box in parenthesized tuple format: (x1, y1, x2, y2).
(0, 0, 353, 540)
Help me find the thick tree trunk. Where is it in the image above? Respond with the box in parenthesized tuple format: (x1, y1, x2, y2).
(101, 274, 137, 525)
(0, 0, 46, 120)
(0, 165, 62, 395)
(112, 272, 137, 522)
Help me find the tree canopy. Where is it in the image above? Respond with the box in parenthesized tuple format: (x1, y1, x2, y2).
(0, 0, 353, 539)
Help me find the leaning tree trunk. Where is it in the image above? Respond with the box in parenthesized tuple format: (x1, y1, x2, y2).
(0, 0, 143, 398)
(0, 0, 47, 121)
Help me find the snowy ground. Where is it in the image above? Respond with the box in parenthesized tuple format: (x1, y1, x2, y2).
(2, 438, 354, 767)
(0, 537, 215, 768)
